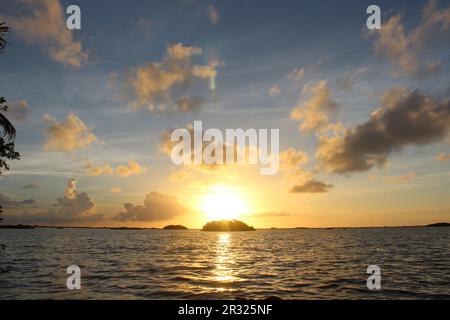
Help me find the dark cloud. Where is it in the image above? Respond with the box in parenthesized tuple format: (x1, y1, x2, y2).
(0, 193, 36, 208)
(317, 88, 450, 174)
(115, 192, 185, 222)
(290, 179, 333, 193)
(21, 183, 38, 189)
(52, 193, 94, 219)
(5, 179, 99, 224)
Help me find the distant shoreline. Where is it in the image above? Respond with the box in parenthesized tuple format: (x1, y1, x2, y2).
(0, 222, 448, 230)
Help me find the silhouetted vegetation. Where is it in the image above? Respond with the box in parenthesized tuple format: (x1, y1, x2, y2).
(0, 22, 20, 230)
(109, 227, 145, 230)
(0, 224, 35, 229)
(426, 222, 450, 227)
(202, 220, 255, 231)
(0, 96, 19, 176)
(0, 22, 8, 54)
(1, 23, 19, 272)
(163, 225, 188, 230)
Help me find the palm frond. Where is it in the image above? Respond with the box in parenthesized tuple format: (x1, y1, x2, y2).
(0, 113, 16, 140)
(0, 22, 9, 53)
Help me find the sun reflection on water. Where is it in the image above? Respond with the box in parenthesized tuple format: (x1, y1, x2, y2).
(213, 233, 240, 290)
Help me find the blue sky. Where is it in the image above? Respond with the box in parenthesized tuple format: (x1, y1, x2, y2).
(0, 0, 449, 228)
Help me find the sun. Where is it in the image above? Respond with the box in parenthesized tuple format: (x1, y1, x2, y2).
(200, 185, 249, 221)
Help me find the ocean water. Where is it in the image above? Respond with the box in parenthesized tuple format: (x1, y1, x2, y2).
(0, 227, 449, 299)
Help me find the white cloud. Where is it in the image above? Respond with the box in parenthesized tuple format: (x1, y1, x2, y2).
(43, 113, 98, 152)
(5, 0, 88, 67)
(268, 85, 282, 97)
(112, 43, 219, 114)
(384, 172, 417, 184)
(291, 80, 337, 133)
(370, 0, 450, 77)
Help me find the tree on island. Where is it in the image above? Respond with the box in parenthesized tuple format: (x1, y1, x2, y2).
(202, 220, 255, 232)
(163, 225, 188, 230)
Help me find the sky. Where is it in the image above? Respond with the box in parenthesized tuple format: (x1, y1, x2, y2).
(0, 0, 449, 228)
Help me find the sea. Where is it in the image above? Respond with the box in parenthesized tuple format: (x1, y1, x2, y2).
(0, 227, 449, 299)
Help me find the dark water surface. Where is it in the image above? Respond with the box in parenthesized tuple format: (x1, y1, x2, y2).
(0, 227, 449, 299)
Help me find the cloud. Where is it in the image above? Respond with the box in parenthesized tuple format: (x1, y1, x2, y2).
(5, 0, 88, 67)
(159, 123, 267, 183)
(7, 100, 30, 123)
(83, 160, 113, 176)
(175, 96, 204, 113)
(0, 193, 36, 209)
(43, 113, 98, 152)
(316, 88, 450, 174)
(384, 172, 417, 184)
(288, 67, 305, 81)
(159, 125, 190, 156)
(164, 132, 310, 191)
(159, 123, 225, 164)
(370, 0, 450, 77)
(168, 169, 193, 182)
(291, 80, 338, 133)
(207, 5, 219, 25)
(83, 160, 146, 177)
(115, 192, 185, 222)
(192, 61, 219, 90)
(42, 178, 97, 222)
(290, 179, 334, 193)
(436, 152, 450, 161)
(279, 148, 309, 171)
(112, 43, 219, 114)
(268, 85, 282, 97)
(21, 183, 38, 189)
(115, 160, 146, 177)
(110, 187, 121, 194)
(4, 178, 99, 224)
(64, 178, 78, 198)
(278, 148, 333, 194)
(336, 67, 367, 91)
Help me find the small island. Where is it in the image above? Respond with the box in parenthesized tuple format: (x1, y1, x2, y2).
(0, 224, 35, 229)
(202, 220, 255, 232)
(426, 222, 450, 227)
(163, 225, 188, 230)
(109, 227, 145, 230)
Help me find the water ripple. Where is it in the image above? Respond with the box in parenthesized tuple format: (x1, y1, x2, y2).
(0, 227, 449, 299)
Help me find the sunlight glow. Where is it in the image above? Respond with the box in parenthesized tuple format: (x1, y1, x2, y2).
(200, 185, 249, 221)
